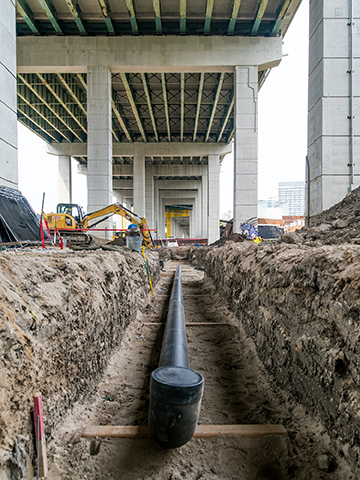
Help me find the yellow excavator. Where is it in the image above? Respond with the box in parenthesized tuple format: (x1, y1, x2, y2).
(46, 203, 153, 248)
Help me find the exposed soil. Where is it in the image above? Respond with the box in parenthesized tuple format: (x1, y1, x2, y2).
(0, 248, 159, 478)
(279, 186, 360, 246)
(2, 187, 360, 479)
(210, 233, 246, 247)
(44, 262, 352, 479)
(188, 209, 360, 476)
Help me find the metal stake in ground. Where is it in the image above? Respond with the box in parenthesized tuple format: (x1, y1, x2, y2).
(149, 265, 204, 448)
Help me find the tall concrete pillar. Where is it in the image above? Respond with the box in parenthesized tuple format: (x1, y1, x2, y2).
(113, 190, 126, 231)
(196, 189, 201, 239)
(0, 0, 18, 189)
(201, 172, 208, 239)
(145, 169, 154, 228)
(133, 155, 145, 217)
(189, 208, 194, 238)
(233, 66, 258, 232)
(308, 0, 360, 218)
(58, 155, 72, 203)
(208, 154, 220, 244)
(87, 66, 113, 235)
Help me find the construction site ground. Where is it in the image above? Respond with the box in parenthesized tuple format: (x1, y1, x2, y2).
(3, 188, 360, 478)
(40, 261, 350, 480)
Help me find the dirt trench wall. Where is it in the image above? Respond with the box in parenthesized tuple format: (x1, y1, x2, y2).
(189, 242, 360, 473)
(0, 249, 159, 479)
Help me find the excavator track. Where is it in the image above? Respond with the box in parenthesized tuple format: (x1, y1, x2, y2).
(56, 232, 94, 247)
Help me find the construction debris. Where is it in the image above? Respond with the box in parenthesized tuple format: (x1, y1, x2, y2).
(0, 186, 49, 243)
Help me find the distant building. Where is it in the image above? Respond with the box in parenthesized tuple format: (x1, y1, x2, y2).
(278, 181, 305, 216)
(267, 197, 279, 208)
(258, 199, 289, 218)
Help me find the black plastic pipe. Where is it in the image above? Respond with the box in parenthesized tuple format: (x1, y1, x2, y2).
(149, 265, 204, 448)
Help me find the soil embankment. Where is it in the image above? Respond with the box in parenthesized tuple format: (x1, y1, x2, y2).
(0, 248, 159, 478)
(186, 187, 360, 476)
(2, 187, 360, 479)
(35, 262, 354, 479)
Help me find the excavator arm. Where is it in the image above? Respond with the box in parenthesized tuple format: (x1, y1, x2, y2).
(79, 203, 154, 248)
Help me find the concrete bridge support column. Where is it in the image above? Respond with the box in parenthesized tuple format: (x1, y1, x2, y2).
(113, 190, 125, 231)
(233, 66, 258, 232)
(307, 0, 360, 217)
(208, 155, 220, 244)
(58, 155, 72, 203)
(0, 1, 18, 190)
(87, 66, 113, 236)
(145, 169, 154, 230)
(201, 172, 208, 239)
(133, 155, 146, 217)
(196, 185, 202, 239)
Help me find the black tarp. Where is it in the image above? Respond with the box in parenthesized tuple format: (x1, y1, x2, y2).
(258, 225, 284, 240)
(0, 186, 49, 243)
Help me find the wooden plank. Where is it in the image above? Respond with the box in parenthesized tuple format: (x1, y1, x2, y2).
(82, 424, 287, 439)
(144, 322, 227, 327)
(193, 424, 287, 439)
(83, 425, 150, 439)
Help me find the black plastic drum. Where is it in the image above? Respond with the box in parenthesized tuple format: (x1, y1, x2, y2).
(149, 366, 204, 448)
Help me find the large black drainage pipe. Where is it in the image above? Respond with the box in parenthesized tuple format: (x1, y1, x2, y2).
(149, 265, 204, 448)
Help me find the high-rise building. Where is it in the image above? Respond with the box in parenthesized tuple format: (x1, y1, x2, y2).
(278, 182, 305, 216)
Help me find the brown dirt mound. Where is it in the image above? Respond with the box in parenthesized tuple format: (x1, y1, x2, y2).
(158, 246, 189, 261)
(0, 248, 159, 478)
(211, 233, 246, 247)
(279, 186, 360, 246)
(189, 239, 360, 476)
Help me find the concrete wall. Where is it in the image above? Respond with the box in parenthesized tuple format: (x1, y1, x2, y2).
(0, 0, 18, 189)
(308, 0, 360, 217)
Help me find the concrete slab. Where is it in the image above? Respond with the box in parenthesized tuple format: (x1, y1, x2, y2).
(17, 36, 282, 73)
(0, 102, 17, 147)
(309, 20, 324, 75)
(234, 173, 257, 190)
(233, 205, 259, 225)
(0, 3, 16, 74)
(0, 66, 16, 109)
(309, 0, 323, 38)
(87, 174, 112, 192)
(47, 142, 231, 157)
(234, 189, 258, 205)
(0, 140, 18, 188)
(308, 99, 323, 146)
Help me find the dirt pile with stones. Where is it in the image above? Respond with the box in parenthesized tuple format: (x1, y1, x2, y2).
(0, 248, 159, 479)
(36, 262, 353, 480)
(280, 185, 360, 245)
(189, 210, 360, 476)
(210, 232, 246, 247)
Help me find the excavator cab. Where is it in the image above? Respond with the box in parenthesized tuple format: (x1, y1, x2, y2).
(56, 204, 85, 224)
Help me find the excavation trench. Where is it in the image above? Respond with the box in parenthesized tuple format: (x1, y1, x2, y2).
(0, 242, 358, 479)
(43, 260, 352, 479)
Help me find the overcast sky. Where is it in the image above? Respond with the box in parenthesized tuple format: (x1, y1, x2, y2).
(18, 0, 309, 217)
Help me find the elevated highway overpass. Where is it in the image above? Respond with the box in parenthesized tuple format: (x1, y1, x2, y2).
(2, 1, 353, 241)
